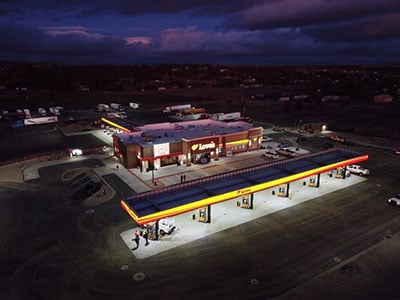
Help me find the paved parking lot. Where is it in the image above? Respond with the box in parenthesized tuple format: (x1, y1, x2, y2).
(2, 121, 400, 300)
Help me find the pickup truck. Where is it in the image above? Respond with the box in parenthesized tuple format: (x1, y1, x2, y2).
(347, 164, 370, 176)
(276, 148, 297, 157)
(158, 218, 176, 235)
(329, 135, 345, 143)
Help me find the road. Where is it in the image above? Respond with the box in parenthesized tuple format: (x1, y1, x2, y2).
(1, 133, 400, 300)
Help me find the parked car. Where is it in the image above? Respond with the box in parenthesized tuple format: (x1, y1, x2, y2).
(263, 151, 279, 159)
(388, 194, 400, 207)
(276, 148, 297, 157)
(329, 135, 346, 143)
(158, 218, 176, 235)
(322, 142, 334, 149)
(347, 164, 370, 176)
(263, 135, 273, 142)
(277, 142, 290, 148)
(199, 157, 210, 164)
(142, 218, 176, 236)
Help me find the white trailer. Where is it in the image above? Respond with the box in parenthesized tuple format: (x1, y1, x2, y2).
(110, 103, 123, 110)
(97, 103, 110, 112)
(49, 107, 60, 115)
(23, 116, 58, 126)
(38, 107, 47, 116)
(129, 102, 139, 109)
(211, 112, 241, 121)
(23, 109, 31, 119)
(162, 104, 192, 114)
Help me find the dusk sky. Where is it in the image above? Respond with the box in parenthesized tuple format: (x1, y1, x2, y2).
(1, 0, 400, 65)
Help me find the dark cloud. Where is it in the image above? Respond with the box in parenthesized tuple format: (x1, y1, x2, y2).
(156, 27, 309, 56)
(0, 0, 259, 17)
(227, 0, 400, 30)
(1, 20, 399, 65)
(304, 13, 400, 43)
(0, 1, 399, 65)
(0, 22, 128, 63)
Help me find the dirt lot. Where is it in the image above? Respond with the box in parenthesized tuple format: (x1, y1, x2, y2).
(2, 86, 399, 140)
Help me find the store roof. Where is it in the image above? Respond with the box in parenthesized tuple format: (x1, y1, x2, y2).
(114, 119, 255, 147)
(121, 148, 369, 225)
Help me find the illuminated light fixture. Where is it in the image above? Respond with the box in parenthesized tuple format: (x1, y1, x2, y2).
(226, 139, 249, 146)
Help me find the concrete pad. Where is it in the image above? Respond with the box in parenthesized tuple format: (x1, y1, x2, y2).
(121, 171, 366, 259)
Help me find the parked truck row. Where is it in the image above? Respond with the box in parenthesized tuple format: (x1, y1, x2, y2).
(97, 102, 140, 112)
(3, 106, 62, 120)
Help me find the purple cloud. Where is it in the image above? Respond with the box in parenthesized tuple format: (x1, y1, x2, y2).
(227, 0, 400, 29)
(0, 1, 399, 65)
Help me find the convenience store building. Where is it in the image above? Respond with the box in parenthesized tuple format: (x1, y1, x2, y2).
(112, 119, 263, 170)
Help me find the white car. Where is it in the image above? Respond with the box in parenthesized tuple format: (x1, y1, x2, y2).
(263, 151, 278, 159)
(263, 135, 273, 142)
(276, 148, 296, 157)
(347, 164, 370, 176)
(388, 194, 400, 207)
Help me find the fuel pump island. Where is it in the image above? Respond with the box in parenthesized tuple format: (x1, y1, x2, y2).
(121, 149, 369, 241)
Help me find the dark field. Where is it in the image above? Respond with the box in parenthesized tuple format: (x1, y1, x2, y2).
(1, 86, 400, 140)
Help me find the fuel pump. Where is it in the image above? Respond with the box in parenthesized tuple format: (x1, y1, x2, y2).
(335, 167, 346, 179)
(242, 196, 249, 208)
(142, 222, 159, 240)
(278, 186, 286, 197)
(241, 194, 254, 209)
(309, 174, 320, 187)
(198, 206, 211, 223)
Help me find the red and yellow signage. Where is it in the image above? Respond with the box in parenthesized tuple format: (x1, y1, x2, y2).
(191, 141, 216, 152)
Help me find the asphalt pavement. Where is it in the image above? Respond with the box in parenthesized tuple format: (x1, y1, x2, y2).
(1, 127, 400, 300)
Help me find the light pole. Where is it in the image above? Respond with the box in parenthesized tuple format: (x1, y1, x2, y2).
(151, 167, 157, 186)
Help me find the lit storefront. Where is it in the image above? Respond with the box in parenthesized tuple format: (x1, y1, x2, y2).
(182, 136, 220, 165)
(113, 119, 263, 170)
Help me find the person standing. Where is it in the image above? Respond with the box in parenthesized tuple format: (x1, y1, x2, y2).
(143, 229, 149, 246)
(132, 229, 140, 250)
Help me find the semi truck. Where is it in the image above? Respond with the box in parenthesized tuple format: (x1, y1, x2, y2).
(110, 103, 123, 110)
(23, 116, 58, 126)
(49, 107, 60, 115)
(162, 104, 192, 114)
(182, 107, 205, 115)
(23, 109, 31, 119)
(16, 109, 24, 119)
(129, 102, 139, 109)
(97, 103, 110, 112)
(38, 107, 47, 116)
(210, 112, 241, 122)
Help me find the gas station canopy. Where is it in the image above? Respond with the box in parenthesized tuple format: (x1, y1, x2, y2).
(101, 117, 138, 133)
(121, 149, 368, 225)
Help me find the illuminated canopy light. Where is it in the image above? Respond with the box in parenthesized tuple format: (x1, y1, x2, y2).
(226, 139, 249, 146)
(121, 150, 368, 225)
(101, 117, 131, 133)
